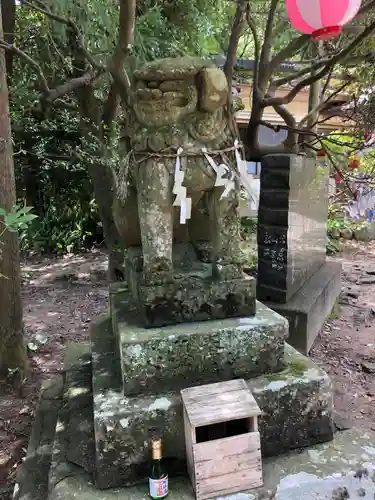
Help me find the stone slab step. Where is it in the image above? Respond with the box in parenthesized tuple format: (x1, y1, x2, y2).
(63, 343, 95, 476)
(45, 429, 375, 499)
(90, 319, 333, 489)
(13, 376, 63, 500)
(110, 297, 289, 395)
(48, 343, 94, 494)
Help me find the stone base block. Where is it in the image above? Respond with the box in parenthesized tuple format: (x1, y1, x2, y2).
(114, 301, 288, 395)
(113, 273, 256, 329)
(262, 261, 342, 354)
(92, 335, 333, 489)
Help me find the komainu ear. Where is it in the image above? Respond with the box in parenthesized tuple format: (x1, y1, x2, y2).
(197, 68, 228, 112)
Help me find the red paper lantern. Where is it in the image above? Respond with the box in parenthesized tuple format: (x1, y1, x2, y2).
(285, 0, 362, 40)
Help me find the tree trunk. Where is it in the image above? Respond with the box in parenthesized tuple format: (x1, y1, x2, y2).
(75, 86, 124, 280)
(23, 157, 40, 213)
(87, 154, 124, 280)
(1, 0, 16, 78)
(0, 3, 27, 381)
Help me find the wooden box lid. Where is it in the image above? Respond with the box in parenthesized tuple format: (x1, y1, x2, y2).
(181, 379, 261, 427)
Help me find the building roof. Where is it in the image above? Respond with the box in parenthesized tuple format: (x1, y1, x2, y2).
(212, 56, 298, 74)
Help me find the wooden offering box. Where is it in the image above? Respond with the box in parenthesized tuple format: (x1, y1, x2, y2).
(181, 379, 263, 500)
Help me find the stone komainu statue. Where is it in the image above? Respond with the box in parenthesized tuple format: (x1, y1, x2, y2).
(114, 57, 255, 327)
(113, 57, 255, 327)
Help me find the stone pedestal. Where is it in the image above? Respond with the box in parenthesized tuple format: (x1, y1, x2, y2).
(124, 244, 256, 328)
(112, 289, 288, 395)
(257, 154, 342, 353)
(89, 300, 334, 489)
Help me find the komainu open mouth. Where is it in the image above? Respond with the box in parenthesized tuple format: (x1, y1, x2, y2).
(134, 79, 198, 125)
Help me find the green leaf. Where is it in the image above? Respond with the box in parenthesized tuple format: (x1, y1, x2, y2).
(18, 206, 34, 214)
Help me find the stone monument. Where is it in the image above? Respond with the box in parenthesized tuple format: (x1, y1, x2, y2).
(257, 154, 342, 353)
(89, 59, 333, 488)
(13, 59, 337, 500)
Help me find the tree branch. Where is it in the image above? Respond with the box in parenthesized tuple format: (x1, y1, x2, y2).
(320, 68, 334, 101)
(0, 39, 100, 107)
(0, 40, 49, 92)
(258, 119, 308, 135)
(264, 18, 375, 107)
(45, 70, 101, 103)
(2, 0, 16, 77)
(119, 0, 136, 51)
(272, 104, 296, 129)
(101, 81, 121, 130)
(269, 34, 310, 74)
(108, 0, 137, 105)
(245, 6, 260, 88)
(22, 0, 71, 24)
(223, 0, 247, 88)
(299, 81, 351, 128)
(321, 144, 355, 197)
(258, 0, 280, 87)
(22, 0, 105, 71)
(357, 0, 375, 17)
(273, 103, 298, 151)
(273, 20, 375, 90)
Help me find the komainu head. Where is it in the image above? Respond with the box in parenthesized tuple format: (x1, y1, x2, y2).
(132, 57, 229, 127)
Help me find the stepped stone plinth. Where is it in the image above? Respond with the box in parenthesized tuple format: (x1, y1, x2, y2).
(90, 310, 333, 489)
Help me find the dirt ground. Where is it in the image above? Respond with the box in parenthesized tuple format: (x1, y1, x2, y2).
(310, 242, 375, 431)
(1, 243, 375, 499)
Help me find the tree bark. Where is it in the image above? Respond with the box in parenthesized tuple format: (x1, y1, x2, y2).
(0, 2, 27, 380)
(1, 0, 16, 78)
(75, 85, 124, 281)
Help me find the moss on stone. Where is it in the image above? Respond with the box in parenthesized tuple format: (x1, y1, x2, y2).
(289, 359, 308, 377)
(265, 372, 287, 382)
(264, 358, 308, 382)
(117, 300, 288, 395)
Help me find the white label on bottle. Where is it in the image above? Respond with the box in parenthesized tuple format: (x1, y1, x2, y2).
(149, 476, 168, 498)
